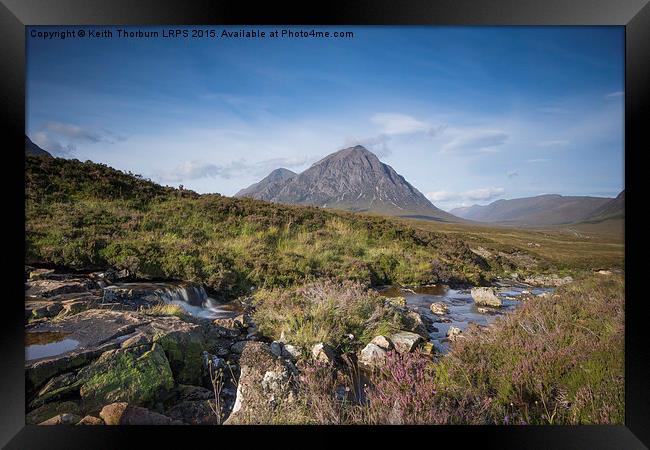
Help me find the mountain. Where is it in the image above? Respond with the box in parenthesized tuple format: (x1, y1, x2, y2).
(580, 190, 624, 223)
(450, 194, 614, 226)
(235, 145, 459, 222)
(25, 135, 52, 158)
(235, 168, 296, 199)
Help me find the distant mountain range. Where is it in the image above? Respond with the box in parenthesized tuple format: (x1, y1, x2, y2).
(451, 192, 624, 226)
(25, 135, 52, 158)
(235, 145, 458, 222)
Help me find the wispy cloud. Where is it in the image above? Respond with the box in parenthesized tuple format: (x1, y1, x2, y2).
(371, 113, 446, 137)
(43, 121, 125, 144)
(345, 134, 392, 158)
(156, 155, 313, 183)
(527, 158, 550, 163)
(33, 131, 75, 157)
(605, 91, 624, 98)
(507, 169, 519, 178)
(426, 186, 504, 204)
(441, 130, 509, 155)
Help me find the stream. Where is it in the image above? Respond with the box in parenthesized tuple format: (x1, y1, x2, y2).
(379, 283, 554, 353)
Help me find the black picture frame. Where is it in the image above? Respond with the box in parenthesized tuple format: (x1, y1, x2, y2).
(1, 0, 648, 448)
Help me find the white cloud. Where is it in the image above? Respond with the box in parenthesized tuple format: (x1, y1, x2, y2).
(371, 113, 446, 137)
(507, 169, 519, 178)
(605, 91, 624, 98)
(465, 187, 505, 201)
(156, 155, 312, 183)
(425, 190, 461, 202)
(527, 158, 550, 163)
(43, 121, 125, 144)
(426, 187, 504, 205)
(441, 130, 509, 154)
(33, 131, 75, 156)
(345, 134, 392, 158)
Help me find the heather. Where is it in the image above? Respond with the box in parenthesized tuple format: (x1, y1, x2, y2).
(253, 274, 624, 425)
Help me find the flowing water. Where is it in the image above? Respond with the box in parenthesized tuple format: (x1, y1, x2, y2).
(104, 282, 244, 319)
(379, 283, 553, 353)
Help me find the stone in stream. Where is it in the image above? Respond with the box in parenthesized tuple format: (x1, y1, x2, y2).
(429, 302, 449, 315)
(470, 287, 502, 307)
(25, 278, 97, 298)
(405, 311, 430, 338)
(447, 326, 463, 341)
(390, 331, 424, 353)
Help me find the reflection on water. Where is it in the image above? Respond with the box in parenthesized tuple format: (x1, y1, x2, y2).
(379, 284, 553, 354)
(25, 331, 80, 362)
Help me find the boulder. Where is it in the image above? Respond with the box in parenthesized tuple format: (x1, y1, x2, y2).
(359, 343, 387, 368)
(29, 268, 55, 280)
(230, 341, 249, 354)
(471, 287, 502, 307)
(77, 415, 104, 425)
(390, 331, 424, 353)
(429, 302, 449, 315)
(370, 335, 393, 350)
(166, 399, 218, 425)
(77, 343, 174, 411)
(30, 372, 82, 408)
(224, 342, 295, 425)
(270, 341, 284, 358)
(99, 402, 178, 425)
(39, 413, 81, 425)
(405, 311, 429, 338)
(311, 343, 336, 364)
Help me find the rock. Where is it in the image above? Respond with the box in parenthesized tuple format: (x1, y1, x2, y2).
(76, 415, 104, 425)
(174, 384, 214, 401)
(77, 343, 174, 411)
(30, 372, 81, 408)
(405, 311, 429, 338)
(99, 402, 177, 425)
(26, 279, 95, 298)
(311, 343, 336, 364)
(597, 270, 612, 275)
(471, 287, 502, 307)
(281, 344, 301, 361)
(224, 342, 295, 425)
(120, 332, 150, 348)
(421, 342, 436, 355)
(26, 401, 82, 425)
(370, 335, 394, 350)
(230, 341, 248, 354)
(429, 302, 449, 315)
(390, 331, 424, 353)
(270, 341, 284, 358)
(447, 326, 462, 341)
(39, 413, 81, 425)
(166, 399, 218, 425)
(359, 343, 387, 368)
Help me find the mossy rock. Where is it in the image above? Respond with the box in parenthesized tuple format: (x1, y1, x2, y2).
(77, 343, 174, 411)
(152, 321, 206, 385)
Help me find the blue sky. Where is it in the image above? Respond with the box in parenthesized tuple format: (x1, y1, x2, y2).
(26, 26, 624, 210)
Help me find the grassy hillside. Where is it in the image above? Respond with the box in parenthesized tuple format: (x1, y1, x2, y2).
(26, 156, 513, 298)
